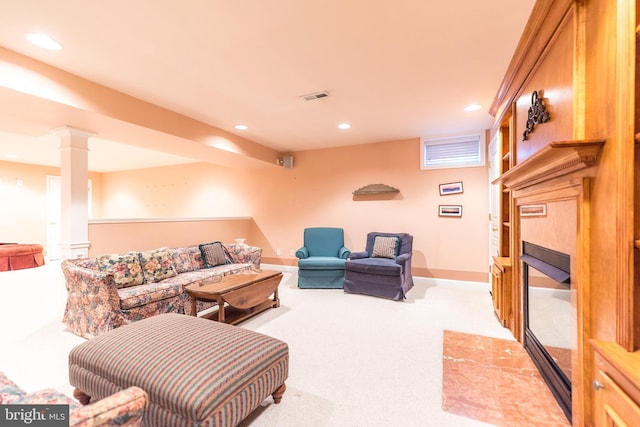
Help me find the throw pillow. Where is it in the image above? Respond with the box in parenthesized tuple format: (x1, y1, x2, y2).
(187, 245, 205, 269)
(371, 236, 400, 259)
(96, 252, 145, 288)
(138, 248, 178, 283)
(169, 247, 196, 274)
(199, 242, 231, 268)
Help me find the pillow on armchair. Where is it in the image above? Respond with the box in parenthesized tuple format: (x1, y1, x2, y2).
(371, 235, 400, 259)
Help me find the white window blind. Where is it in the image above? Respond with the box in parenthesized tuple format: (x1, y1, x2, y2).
(420, 133, 485, 170)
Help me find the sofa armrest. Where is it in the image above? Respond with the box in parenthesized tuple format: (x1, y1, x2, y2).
(61, 261, 122, 311)
(348, 251, 369, 260)
(224, 244, 262, 268)
(295, 247, 309, 259)
(0, 371, 25, 403)
(61, 260, 125, 339)
(339, 246, 351, 259)
(70, 386, 147, 427)
(396, 253, 411, 264)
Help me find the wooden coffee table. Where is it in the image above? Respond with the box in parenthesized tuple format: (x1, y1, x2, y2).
(184, 269, 282, 325)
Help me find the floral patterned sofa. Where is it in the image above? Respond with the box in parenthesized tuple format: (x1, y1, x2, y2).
(0, 371, 147, 426)
(62, 242, 262, 339)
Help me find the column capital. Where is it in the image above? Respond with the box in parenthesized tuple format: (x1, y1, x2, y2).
(51, 126, 96, 139)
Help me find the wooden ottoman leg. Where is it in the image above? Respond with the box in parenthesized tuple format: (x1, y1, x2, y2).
(73, 388, 91, 405)
(272, 383, 286, 404)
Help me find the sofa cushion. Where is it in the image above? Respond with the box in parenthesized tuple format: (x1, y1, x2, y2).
(297, 257, 347, 269)
(138, 248, 177, 283)
(199, 242, 231, 268)
(117, 280, 184, 310)
(344, 257, 402, 276)
(371, 235, 400, 259)
(175, 245, 205, 270)
(169, 247, 196, 274)
(96, 252, 145, 288)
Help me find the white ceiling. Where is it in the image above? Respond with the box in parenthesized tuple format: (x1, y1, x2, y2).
(0, 0, 535, 172)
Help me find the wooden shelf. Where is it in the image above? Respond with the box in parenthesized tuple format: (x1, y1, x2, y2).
(503, 151, 511, 161)
(200, 300, 276, 325)
(503, 222, 511, 227)
(492, 139, 605, 190)
(353, 183, 399, 195)
(635, 240, 640, 249)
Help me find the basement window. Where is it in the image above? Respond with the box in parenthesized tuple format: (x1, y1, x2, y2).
(420, 133, 485, 170)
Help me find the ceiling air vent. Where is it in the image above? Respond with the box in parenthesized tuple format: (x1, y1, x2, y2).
(300, 91, 330, 101)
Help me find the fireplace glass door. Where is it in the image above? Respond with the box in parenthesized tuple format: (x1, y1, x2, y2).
(522, 241, 572, 421)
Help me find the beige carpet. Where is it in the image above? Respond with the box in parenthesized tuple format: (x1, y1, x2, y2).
(2, 260, 542, 426)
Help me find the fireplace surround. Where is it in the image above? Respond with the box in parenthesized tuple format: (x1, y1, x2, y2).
(493, 139, 604, 422)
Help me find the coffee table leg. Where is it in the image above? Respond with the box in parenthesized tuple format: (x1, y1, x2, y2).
(191, 297, 197, 317)
(217, 297, 225, 323)
(273, 287, 280, 308)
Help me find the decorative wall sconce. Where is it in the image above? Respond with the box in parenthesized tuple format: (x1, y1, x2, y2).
(523, 90, 551, 141)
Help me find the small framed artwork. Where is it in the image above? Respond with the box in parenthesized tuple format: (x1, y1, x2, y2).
(439, 181, 463, 196)
(439, 205, 462, 217)
(520, 204, 547, 217)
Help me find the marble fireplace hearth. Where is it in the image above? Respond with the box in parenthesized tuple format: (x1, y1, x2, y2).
(442, 330, 569, 426)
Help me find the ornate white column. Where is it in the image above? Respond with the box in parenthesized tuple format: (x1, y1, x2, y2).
(53, 126, 94, 259)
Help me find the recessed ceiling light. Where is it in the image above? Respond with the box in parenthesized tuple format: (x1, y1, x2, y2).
(26, 33, 62, 50)
(338, 123, 351, 130)
(234, 124, 248, 130)
(464, 103, 482, 112)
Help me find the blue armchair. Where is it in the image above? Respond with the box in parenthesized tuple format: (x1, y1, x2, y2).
(344, 232, 413, 300)
(296, 227, 351, 288)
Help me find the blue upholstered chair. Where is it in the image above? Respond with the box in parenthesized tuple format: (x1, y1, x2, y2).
(344, 232, 413, 300)
(296, 227, 351, 288)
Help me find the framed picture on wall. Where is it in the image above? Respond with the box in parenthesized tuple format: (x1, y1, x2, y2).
(439, 205, 462, 217)
(439, 181, 463, 196)
(520, 204, 547, 217)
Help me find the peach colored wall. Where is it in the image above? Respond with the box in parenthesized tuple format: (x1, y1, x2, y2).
(0, 160, 102, 251)
(2, 136, 490, 281)
(88, 218, 253, 256)
(94, 137, 490, 281)
(249, 138, 490, 281)
(98, 162, 253, 219)
(0, 161, 53, 245)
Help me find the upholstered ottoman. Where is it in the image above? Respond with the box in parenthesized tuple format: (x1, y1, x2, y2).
(0, 243, 45, 271)
(69, 313, 288, 427)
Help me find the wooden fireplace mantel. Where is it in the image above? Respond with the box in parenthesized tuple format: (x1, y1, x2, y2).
(492, 139, 605, 191)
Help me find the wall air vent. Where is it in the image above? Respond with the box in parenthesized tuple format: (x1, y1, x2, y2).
(300, 91, 330, 101)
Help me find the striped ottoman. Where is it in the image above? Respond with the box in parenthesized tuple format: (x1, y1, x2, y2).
(68, 313, 288, 426)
